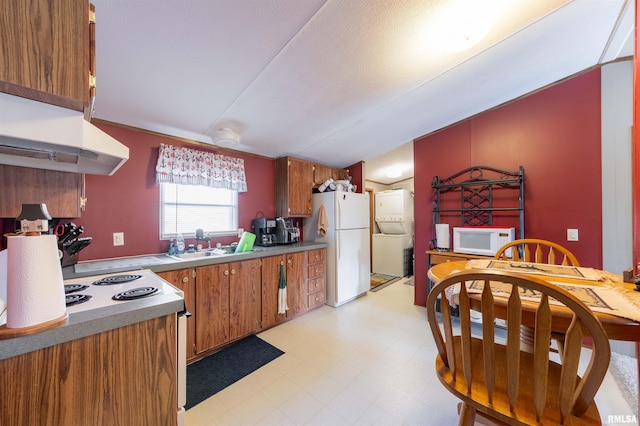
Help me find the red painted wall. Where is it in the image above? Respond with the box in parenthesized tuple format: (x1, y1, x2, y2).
(414, 69, 602, 306)
(72, 123, 275, 260)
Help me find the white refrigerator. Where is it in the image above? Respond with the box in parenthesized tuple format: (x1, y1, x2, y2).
(303, 190, 370, 307)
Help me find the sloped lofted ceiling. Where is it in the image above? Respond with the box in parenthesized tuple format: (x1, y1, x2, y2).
(91, 0, 633, 184)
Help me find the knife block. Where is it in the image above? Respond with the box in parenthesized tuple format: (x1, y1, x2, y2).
(58, 243, 78, 268)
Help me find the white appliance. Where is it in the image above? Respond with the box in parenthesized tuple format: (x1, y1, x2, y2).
(372, 189, 414, 276)
(453, 226, 515, 257)
(64, 270, 187, 425)
(303, 190, 370, 307)
(374, 189, 413, 234)
(0, 93, 129, 175)
(372, 233, 413, 277)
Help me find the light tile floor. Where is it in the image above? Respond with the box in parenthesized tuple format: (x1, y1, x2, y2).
(186, 277, 637, 425)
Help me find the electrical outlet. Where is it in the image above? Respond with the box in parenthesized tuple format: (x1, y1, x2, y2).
(237, 228, 244, 238)
(113, 232, 124, 246)
(567, 229, 578, 241)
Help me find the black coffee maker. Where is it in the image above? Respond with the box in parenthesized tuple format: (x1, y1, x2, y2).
(275, 217, 300, 244)
(251, 218, 277, 246)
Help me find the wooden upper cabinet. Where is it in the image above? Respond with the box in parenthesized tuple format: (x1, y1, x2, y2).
(333, 167, 349, 181)
(275, 157, 314, 217)
(0, 0, 94, 116)
(313, 164, 348, 186)
(313, 164, 333, 185)
(0, 165, 82, 218)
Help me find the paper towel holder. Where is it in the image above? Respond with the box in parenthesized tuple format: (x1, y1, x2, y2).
(435, 223, 451, 252)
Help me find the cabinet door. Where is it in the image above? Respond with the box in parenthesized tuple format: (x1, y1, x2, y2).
(0, 165, 82, 218)
(286, 251, 307, 316)
(286, 158, 313, 217)
(195, 264, 229, 353)
(313, 164, 333, 186)
(156, 268, 197, 360)
(0, 0, 91, 111)
(333, 168, 349, 181)
(261, 255, 286, 329)
(229, 258, 261, 340)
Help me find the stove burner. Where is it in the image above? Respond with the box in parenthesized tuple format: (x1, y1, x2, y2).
(112, 286, 160, 301)
(64, 284, 89, 294)
(93, 274, 143, 286)
(66, 294, 92, 307)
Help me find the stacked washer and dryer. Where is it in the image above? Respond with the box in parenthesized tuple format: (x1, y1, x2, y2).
(372, 189, 414, 277)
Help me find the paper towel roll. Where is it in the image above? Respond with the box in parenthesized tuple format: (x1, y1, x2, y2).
(6, 235, 67, 329)
(435, 223, 450, 250)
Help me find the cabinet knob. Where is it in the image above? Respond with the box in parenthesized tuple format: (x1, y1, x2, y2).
(182, 276, 189, 283)
(315, 269, 319, 274)
(224, 270, 230, 276)
(315, 283, 319, 288)
(288, 259, 292, 264)
(231, 269, 236, 275)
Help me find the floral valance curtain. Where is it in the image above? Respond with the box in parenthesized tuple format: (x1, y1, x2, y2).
(155, 143, 248, 192)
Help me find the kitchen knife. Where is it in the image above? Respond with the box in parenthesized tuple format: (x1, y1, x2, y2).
(57, 222, 77, 243)
(62, 226, 84, 246)
(67, 237, 92, 255)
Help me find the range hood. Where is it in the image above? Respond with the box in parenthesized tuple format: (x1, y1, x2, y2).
(0, 93, 129, 175)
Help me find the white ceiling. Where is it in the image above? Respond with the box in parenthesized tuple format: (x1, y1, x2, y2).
(91, 0, 633, 185)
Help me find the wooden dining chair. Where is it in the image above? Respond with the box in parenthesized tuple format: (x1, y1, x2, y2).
(426, 269, 610, 425)
(494, 238, 580, 266)
(494, 239, 580, 357)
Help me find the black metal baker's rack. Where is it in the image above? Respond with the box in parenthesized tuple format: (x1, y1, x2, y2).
(430, 165, 525, 249)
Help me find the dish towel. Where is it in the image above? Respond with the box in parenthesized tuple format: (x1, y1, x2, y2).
(277, 262, 289, 314)
(318, 205, 328, 236)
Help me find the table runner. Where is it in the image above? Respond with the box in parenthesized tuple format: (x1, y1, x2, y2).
(439, 260, 640, 322)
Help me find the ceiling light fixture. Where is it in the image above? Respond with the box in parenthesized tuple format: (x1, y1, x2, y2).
(386, 168, 402, 179)
(426, 0, 496, 53)
(210, 128, 241, 147)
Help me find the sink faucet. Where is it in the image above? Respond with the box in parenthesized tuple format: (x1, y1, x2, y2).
(195, 229, 212, 249)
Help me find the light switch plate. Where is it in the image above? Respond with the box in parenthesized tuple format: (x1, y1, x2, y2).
(113, 232, 124, 246)
(567, 229, 578, 241)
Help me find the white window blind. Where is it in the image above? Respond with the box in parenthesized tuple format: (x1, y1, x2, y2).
(160, 182, 238, 239)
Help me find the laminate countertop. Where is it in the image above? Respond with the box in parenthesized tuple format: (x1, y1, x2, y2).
(62, 241, 328, 280)
(1, 242, 327, 360)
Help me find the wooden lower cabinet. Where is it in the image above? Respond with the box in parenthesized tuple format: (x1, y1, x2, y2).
(261, 251, 307, 329)
(0, 315, 177, 426)
(307, 248, 326, 309)
(160, 249, 326, 358)
(157, 268, 197, 361)
(195, 259, 261, 354)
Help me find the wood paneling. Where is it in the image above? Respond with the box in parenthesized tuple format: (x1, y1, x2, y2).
(0, 0, 90, 111)
(0, 315, 177, 426)
(0, 165, 81, 218)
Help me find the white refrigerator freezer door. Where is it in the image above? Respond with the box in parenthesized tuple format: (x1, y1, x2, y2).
(333, 228, 370, 306)
(336, 192, 370, 230)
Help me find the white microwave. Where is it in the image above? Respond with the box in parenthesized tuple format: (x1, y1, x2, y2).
(453, 226, 515, 257)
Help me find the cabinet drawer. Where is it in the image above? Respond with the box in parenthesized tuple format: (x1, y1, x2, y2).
(307, 277, 325, 294)
(308, 249, 325, 263)
(307, 290, 325, 309)
(307, 262, 325, 279)
(430, 254, 464, 264)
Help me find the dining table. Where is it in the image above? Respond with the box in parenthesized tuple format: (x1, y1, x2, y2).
(428, 259, 640, 342)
